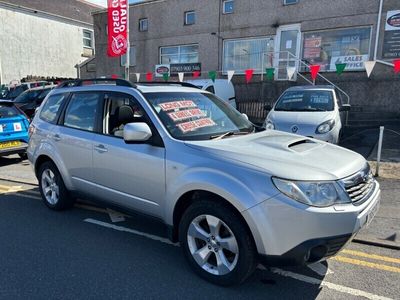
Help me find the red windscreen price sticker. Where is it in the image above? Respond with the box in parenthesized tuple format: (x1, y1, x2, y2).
(168, 109, 205, 122)
(159, 101, 196, 111)
(178, 118, 216, 133)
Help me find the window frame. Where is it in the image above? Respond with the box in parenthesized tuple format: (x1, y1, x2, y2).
(184, 11, 196, 26)
(222, 0, 234, 14)
(159, 44, 199, 64)
(83, 29, 94, 49)
(60, 91, 103, 133)
(120, 46, 137, 67)
(139, 18, 148, 32)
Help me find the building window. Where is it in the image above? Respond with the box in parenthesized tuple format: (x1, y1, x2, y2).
(83, 29, 93, 48)
(184, 11, 196, 25)
(284, 0, 299, 5)
(302, 27, 372, 72)
(223, 37, 274, 74)
(160, 44, 199, 64)
(139, 18, 148, 32)
(223, 0, 234, 14)
(121, 47, 137, 66)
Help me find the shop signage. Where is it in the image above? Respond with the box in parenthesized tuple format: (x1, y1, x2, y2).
(155, 64, 171, 77)
(329, 55, 369, 71)
(107, 0, 128, 57)
(383, 11, 400, 58)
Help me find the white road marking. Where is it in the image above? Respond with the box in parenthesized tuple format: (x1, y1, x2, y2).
(307, 262, 334, 276)
(84, 218, 178, 246)
(106, 208, 126, 223)
(266, 266, 392, 300)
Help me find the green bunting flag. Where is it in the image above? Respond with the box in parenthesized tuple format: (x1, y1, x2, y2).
(335, 63, 346, 75)
(208, 71, 217, 82)
(162, 73, 170, 81)
(265, 68, 275, 80)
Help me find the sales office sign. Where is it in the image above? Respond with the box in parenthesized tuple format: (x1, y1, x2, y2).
(386, 10, 400, 31)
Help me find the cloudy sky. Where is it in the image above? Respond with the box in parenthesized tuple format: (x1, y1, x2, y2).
(85, 0, 141, 7)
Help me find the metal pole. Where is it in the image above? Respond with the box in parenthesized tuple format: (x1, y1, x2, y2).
(124, 3, 130, 80)
(374, 0, 384, 61)
(375, 126, 384, 177)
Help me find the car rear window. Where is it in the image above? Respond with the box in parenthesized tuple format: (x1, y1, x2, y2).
(0, 103, 19, 118)
(40, 93, 68, 124)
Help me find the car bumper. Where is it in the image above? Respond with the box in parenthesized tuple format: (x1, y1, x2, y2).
(242, 181, 381, 266)
(0, 143, 28, 156)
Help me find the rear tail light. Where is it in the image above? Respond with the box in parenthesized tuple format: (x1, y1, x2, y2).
(28, 124, 36, 137)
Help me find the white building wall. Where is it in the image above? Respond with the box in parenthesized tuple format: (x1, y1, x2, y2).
(0, 6, 93, 84)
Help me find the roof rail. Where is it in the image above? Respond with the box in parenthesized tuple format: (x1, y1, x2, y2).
(56, 78, 136, 89)
(136, 81, 200, 89)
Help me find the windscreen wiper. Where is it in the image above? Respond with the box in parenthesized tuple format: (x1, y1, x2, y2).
(210, 130, 251, 140)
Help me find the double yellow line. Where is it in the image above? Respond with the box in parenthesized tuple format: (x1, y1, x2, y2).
(332, 249, 400, 273)
(0, 184, 22, 194)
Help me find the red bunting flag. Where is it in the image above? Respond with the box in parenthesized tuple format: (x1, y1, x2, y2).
(310, 65, 320, 81)
(394, 59, 400, 74)
(111, 74, 118, 79)
(245, 69, 254, 84)
(146, 72, 153, 81)
(192, 71, 201, 78)
(107, 0, 128, 57)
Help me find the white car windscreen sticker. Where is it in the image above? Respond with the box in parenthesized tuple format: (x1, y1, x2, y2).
(177, 118, 216, 133)
(13, 122, 22, 131)
(159, 100, 197, 111)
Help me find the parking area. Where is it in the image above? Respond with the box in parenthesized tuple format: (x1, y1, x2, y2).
(0, 153, 399, 299)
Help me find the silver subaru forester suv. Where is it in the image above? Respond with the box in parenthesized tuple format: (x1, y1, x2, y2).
(28, 79, 381, 286)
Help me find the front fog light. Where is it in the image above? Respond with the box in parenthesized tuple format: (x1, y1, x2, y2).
(265, 121, 275, 130)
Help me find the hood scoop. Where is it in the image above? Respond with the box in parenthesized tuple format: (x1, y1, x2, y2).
(288, 139, 319, 152)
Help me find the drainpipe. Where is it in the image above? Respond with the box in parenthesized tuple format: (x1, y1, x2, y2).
(374, 0, 384, 61)
(0, 54, 3, 85)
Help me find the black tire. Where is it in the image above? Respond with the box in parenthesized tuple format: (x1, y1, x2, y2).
(18, 153, 27, 160)
(38, 161, 74, 210)
(179, 200, 257, 286)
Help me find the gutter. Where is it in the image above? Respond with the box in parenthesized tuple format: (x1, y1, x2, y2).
(91, 0, 166, 16)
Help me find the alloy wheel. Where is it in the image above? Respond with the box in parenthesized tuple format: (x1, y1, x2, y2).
(41, 169, 59, 205)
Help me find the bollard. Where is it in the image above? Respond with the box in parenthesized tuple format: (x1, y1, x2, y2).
(375, 126, 384, 177)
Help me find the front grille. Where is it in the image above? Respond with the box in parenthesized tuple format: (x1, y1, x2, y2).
(341, 165, 376, 206)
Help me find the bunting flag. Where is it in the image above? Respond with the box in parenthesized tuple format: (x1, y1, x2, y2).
(178, 72, 184, 82)
(111, 74, 118, 79)
(266, 68, 275, 80)
(310, 65, 320, 81)
(162, 73, 170, 81)
(227, 70, 235, 83)
(208, 71, 217, 82)
(146, 72, 153, 81)
(135, 73, 141, 82)
(335, 63, 346, 75)
(394, 59, 400, 74)
(245, 69, 254, 84)
(193, 71, 201, 78)
(364, 61, 376, 78)
(287, 67, 296, 80)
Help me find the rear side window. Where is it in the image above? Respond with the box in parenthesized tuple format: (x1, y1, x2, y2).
(0, 103, 19, 118)
(63, 93, 101, 132)
(40, 93, 67, 124)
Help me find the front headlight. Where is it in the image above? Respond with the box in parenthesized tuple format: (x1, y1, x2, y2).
(272, 177, 350, 207)
(265, 121, 275, 130)
(316, 119, 335, 134)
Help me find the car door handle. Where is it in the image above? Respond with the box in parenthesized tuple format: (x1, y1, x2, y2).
(52, 134, 61, 142)
(94, 144, 108, 153)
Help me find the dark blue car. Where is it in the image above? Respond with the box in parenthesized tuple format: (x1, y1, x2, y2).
(0, 100, 30, 159)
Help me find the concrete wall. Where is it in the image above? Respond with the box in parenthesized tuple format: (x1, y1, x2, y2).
(0, 4, 93, 84)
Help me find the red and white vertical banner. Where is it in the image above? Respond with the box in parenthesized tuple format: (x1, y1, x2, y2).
(107, 0, 129, 57)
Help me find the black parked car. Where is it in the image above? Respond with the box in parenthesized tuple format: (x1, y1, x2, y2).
(13, 85, 55, 118)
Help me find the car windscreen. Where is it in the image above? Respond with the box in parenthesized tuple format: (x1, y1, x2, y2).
(6, 85, 28, 99)
(14, 90, 43, 103)
(274, 90, 334, 112)
(144, 92, 253, 140)
(0, 103, 19, 118)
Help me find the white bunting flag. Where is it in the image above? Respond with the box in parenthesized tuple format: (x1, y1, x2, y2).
(178, 72, 184, 82)
(135, 73, 141, 82)
(227, 70, 235, 83)
(287, 67, 296, 80)
(364, 61, 376, 78)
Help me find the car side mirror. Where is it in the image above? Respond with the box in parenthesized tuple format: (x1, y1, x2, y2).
(339, 104, 351, 112)
(264, 104, 272, 111)
(123, 123, 152, 142)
